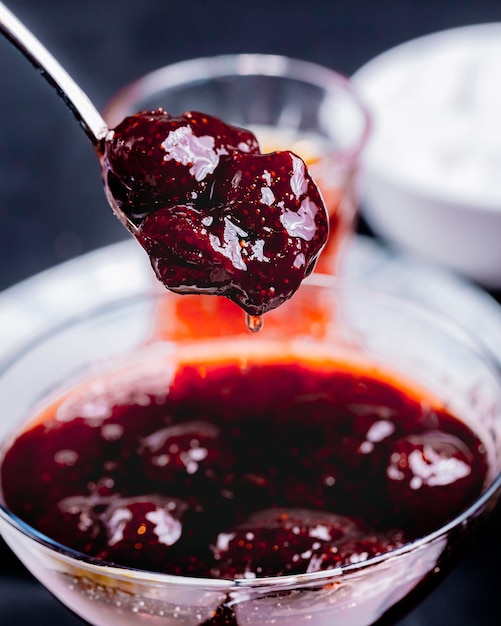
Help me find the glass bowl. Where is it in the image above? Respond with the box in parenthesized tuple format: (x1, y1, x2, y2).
(103, 53, 371, 275)
(0, 276, 500, 626)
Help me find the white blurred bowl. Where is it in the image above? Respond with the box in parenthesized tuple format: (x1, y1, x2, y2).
(353, 23, 501, 287)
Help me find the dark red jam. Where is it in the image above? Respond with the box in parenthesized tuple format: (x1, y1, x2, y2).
(0, 355, 488, 582)
(101, 110, 329, 316)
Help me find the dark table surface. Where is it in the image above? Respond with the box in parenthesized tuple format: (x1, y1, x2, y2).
(1, 1, 501, 624)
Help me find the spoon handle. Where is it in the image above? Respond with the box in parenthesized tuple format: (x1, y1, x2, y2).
(0, 2, 108, 147)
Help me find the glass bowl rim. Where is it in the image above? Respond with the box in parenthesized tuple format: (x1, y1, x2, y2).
(102, 52, 372, 163)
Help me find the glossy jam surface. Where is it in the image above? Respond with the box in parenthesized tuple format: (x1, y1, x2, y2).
(102, 110, 329, 316)
(251, 124, 358, 275)
(0, 356, 487, 583)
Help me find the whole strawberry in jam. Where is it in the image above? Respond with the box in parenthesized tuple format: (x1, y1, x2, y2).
(102, 109, 329, 316)
(137, 420, 235, 496)
(210, 508, 407, 579)
(99, 495, 189, 570)
(210, 507, 357, 578)
(381, 430, 487, 533)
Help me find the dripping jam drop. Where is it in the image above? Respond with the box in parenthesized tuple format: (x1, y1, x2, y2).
(246, 314, 263, 333)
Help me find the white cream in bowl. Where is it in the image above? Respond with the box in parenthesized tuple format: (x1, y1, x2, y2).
(353, 24, 501, 286)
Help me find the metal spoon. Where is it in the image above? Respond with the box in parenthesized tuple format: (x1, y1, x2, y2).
(0, 1, 136, 232)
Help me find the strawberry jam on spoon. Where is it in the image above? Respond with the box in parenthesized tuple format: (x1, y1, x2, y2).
(1, 4, 329, 325)
(102, 109, 329, 319)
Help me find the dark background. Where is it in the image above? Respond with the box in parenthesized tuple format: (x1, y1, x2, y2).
(1, 0, 501, 624)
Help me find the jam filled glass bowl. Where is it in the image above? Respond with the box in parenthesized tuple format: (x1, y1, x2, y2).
(0, 276, 500, 626)
(103, 53, 371, 276)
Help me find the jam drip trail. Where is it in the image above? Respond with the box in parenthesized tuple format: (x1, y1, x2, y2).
(101, 110, 329, 317)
